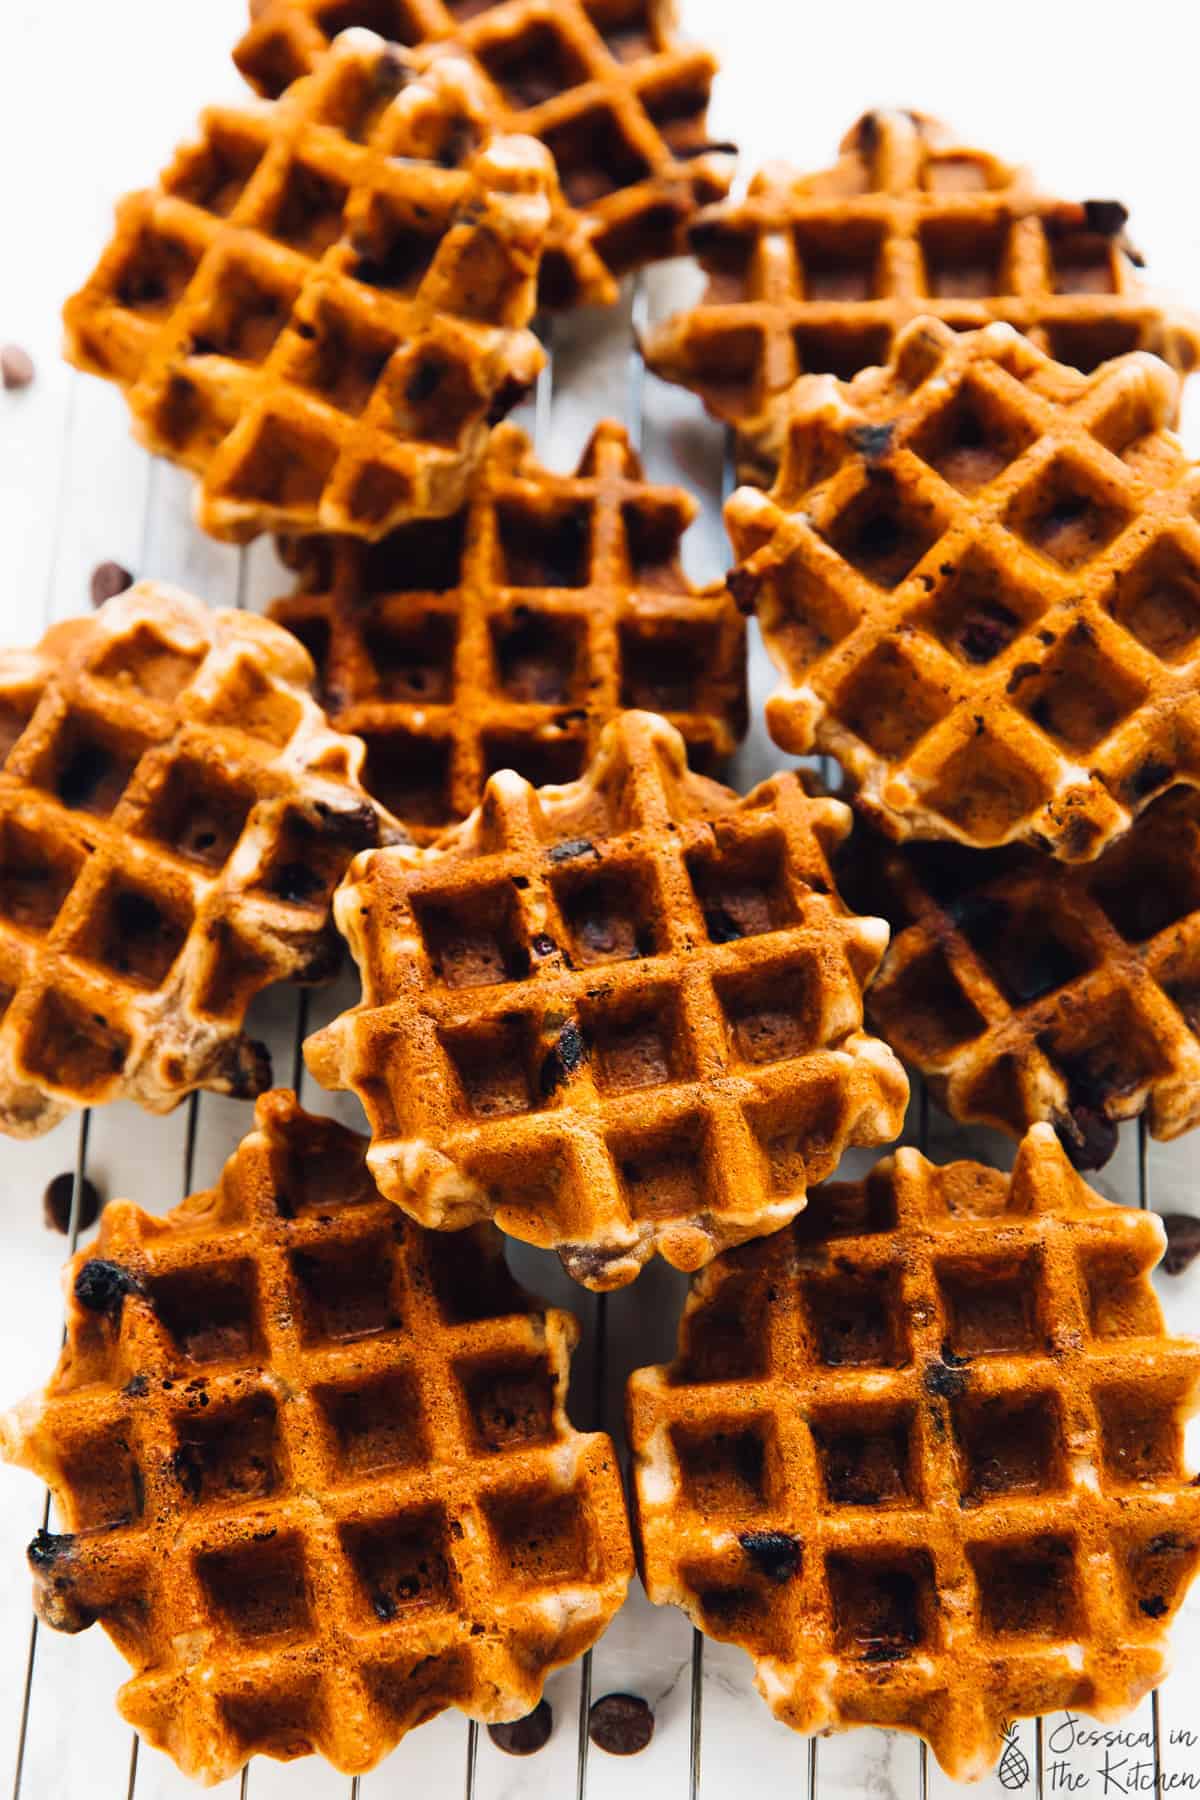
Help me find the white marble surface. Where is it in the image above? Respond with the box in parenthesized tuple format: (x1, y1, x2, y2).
(2, 1, 1200, 1795)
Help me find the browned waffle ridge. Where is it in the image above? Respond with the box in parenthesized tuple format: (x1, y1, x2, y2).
(0, 1091, 632, 1783)
(727, 317, 1200, 860)
(628, 1128, 1200, 1780)
(269, 417, 748, 839)
(304, 710, 909, 1289)
(0, 584, 399, 1139)
(836, 787, 1200, 1169)
(643, 109, 1200, 484)
(234, 0, 734, 306)
(63, 32, 555, 544)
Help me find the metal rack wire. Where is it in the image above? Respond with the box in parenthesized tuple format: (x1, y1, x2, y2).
(5, 276, 1177, 1800)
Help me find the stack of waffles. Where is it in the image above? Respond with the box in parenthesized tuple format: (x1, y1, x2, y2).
(1, 8, 1199, 1787)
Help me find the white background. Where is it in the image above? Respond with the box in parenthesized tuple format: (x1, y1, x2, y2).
(1, 2, 1199, 1797)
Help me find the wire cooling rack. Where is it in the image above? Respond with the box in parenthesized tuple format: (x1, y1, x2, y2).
(3, 269, 1198, 1800)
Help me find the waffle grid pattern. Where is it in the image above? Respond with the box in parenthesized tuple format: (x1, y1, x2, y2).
(234, 0, 734, 304)
(628, 1129, 1200, 1780)
(270, 418, 748, 839)
(0, 586, 388, 1139)
(1, 1093, 631, 1783)
(644, 109, 1200, 482)
(728, 317, 1200, 859)
(63, 32, 554, 543)
(843, 789, 1200, 1166)
(305, 711, 908, 1289)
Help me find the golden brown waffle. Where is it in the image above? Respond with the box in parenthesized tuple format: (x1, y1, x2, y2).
(0, 1091, 632, 1784)
(304, 710, 909, 1289)
(628, 1128, 1200, 1780)
(234, 0, 734, 306)
(727, 317, 1200, 860)
(644, 109, 1200, 484)
(63, 32, 555, 544)
(0, 584, 396, 1138)
(269, 418, 748, 841)
(836, 788, 1200, 1170)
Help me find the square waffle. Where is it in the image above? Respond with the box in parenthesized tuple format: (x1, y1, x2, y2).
(727, 316, 1200, 860)
(63, 31, 555, 544)
(0, 584, 396, 1138)
(628, 1126, 1200, 1780)
(643, 109, 1200, 484)
(269, 417, 748, 841)
(836, 787, 1200, 1170)
(304, 710, 909, 1289)
(234, 0, 735, 307)
(0, 1091, 632, 1784)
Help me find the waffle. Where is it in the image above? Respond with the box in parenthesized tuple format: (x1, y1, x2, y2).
(234, 0, 734, 307)
(269, 418, 748, 840)
(0, 1091, 632, 1784)
(304, 710, 909, 1290)
(628, 1127, 1200, 1780)
(63, 32, 555, 544)
(0, 584, 396, 1139)
(837, 788, 1200, 1169)
(727, 317, 1200, 860)
(644, 109, 1200, 485)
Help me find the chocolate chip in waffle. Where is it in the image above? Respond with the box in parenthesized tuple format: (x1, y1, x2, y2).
(0, 1091, 632, 1783)
(628, 1127, 1200, 1779)
(304, 710, 909, 1289)
(234, 0, 735, 307)
(64, 31, 555, 544)
(0, 584, 394, 1138)
(643, 109, 1200, 484)
(836, 787, 1200, 1170)
(269, 418, 747, 841)
(727, 317, 1200, 860)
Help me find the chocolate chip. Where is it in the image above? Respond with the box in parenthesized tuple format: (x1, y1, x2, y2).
(73, 1258, 143, 1318)
(1, 345, 34, 390)
(1083, 199, 1130, 238)
(1056, 1104, 1119, 1172)
(548, 838, 599, 863)
(28, 1527, 75, 1568)
(42, 1173, 101, 1235)
(727, 566, 761, 615)
(923, 1357, 968, 1400)
(1160, 1213, 1200, 1276)
(848, 423, 894, 463)
(487, 1700, 553, 1756)
(540, 1018, 588, 1095)
(1139, 1594, 1170, 1618)
(588, 1693, 654, 1757)
(739, 1530, 801, 1583)
(89, 562, 134, 608)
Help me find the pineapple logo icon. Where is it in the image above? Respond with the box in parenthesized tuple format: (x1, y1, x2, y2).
(999, 1723, 1031, 1790)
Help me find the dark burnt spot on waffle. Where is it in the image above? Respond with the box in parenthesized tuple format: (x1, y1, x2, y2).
(630, 1135, 1200, 1778)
